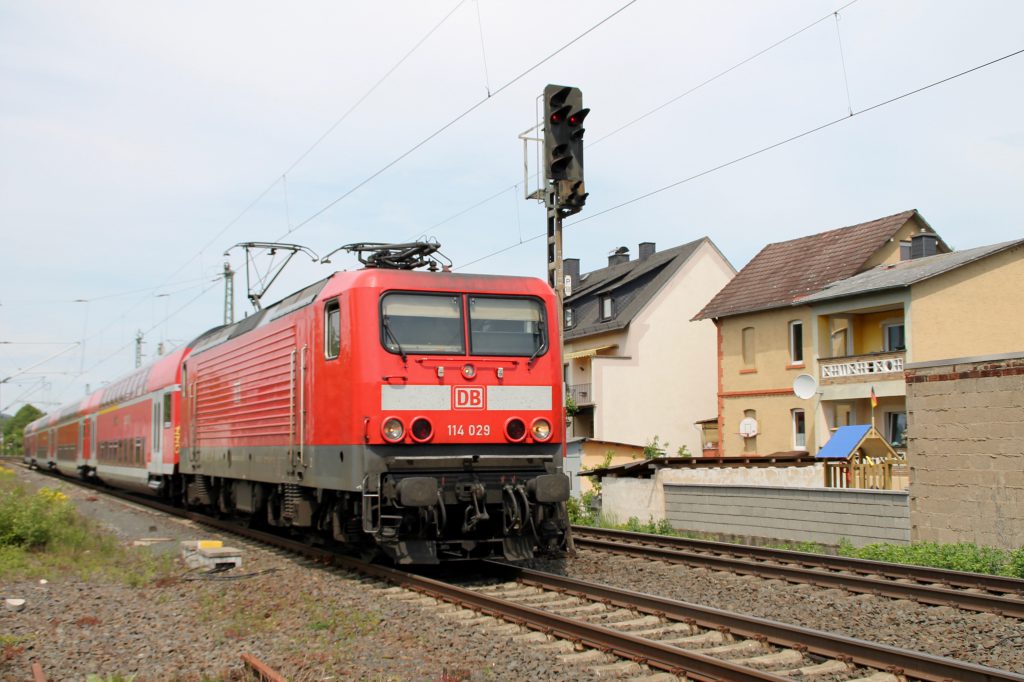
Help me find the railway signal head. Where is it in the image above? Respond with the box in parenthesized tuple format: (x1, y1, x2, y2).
(543, 84, 588, 199)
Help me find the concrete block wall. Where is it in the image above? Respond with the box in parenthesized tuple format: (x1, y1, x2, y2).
(662, 484, 909, 547)
(906, 353, 1024, 549)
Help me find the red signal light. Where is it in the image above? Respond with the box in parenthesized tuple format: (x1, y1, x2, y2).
(568, 108, 589, 127)
(550, 112, 564, 124)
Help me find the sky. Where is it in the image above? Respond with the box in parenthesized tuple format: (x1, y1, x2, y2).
(1, 0, 1022, 415)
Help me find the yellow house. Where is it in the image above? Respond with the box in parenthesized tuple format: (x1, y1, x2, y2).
(694, 210, 951, 457)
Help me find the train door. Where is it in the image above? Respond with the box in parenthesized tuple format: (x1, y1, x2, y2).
(89, 414, 97, 469)
(78, 419, 86, 473)
(151, 397, 162, 472)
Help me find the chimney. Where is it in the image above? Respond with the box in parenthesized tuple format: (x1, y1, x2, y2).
(564, 258, 580, 294)
(639, 242, 656, 260)
(608, 246, 630, 266)
(910, 230, 938, 259)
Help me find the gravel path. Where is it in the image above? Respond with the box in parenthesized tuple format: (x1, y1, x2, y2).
(527, 549, 1024, 674)
(1, 466, 605, 682)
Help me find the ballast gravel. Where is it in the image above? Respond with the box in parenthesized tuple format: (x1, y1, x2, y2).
(526, 550, 1024, 675)
(5, 463, 1024, 680)
(1, 466, 605, 682)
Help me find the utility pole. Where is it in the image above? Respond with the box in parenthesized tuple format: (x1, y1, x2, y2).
(223, 261, 235, 325)
(134, 330, 144, 369)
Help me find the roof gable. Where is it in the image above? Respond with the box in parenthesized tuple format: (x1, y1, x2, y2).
(565, 237, 711, 339)
(694, 210, 920, 320)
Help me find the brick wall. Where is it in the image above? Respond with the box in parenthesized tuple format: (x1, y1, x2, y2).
(905, 353, 1024, 549)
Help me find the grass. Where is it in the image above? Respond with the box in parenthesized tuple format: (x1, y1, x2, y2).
(0, 464, 175, 585)
(568, 491, 1024, 579)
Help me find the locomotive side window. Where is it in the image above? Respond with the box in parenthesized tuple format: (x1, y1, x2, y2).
(325, 299, 341, 359)
(380, 293, 464, 355)
(468, 296, 546, 356)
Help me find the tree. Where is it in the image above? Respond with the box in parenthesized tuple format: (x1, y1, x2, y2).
(2, 404, 44, 456)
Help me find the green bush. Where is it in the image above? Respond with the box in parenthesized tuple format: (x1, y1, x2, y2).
(838, 540, 1024, 578)
(567, 489, 599, 526)
(0, 485, 74, 549)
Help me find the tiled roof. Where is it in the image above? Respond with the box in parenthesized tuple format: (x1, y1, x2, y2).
(565, 238, 715, 340)
(693, 210, 919, 320)
(799, 238, 1024, 304)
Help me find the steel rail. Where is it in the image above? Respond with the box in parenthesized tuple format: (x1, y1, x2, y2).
(494, 563, 1024, 682)
(160, 509, 1024, 682)
(573, 528, 1024, 618)
(22, 467, 1024, 682)
(574, 525, 1024, 595)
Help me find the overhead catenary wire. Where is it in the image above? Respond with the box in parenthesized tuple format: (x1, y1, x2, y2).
(406, 0, 862, 245)
(457, 46, 1024, 270)
(115, 0, 469, 332)
(281, 0, 639, 239)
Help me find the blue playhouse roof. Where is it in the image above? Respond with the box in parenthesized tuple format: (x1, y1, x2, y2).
(816, 424, 872, 460)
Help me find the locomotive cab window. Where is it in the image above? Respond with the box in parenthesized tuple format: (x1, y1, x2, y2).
(469, 296, 546, 356)
(380, 293, 464, 355)
(325, 299, 341, 359)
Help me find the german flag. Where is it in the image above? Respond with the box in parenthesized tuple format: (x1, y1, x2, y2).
(870, 386, 878, 408)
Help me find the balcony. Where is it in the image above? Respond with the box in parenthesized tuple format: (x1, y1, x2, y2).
(819, 350, 906, 385)
(568, 383, 593, 406)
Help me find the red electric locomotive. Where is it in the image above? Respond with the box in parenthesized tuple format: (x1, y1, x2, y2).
(179, 245, 571, 563)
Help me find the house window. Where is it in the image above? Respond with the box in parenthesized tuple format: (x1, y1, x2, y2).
(886, 411, 907, 447)
(788, 320, 804, 365)
(899, 241, 912, 261)
(741, 327, 755, 366)
(792, 409, 806, 450)
(600, 296, 613, 320)
(564, 307, 574, 328)
(883, 322, 905, 351)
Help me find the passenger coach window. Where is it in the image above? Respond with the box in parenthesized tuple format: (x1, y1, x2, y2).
(325, 300, 341, 359)
(469, 296, 545, 356)
(380, 293, 464, 355)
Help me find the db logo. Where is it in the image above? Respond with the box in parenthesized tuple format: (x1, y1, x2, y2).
(453, 386, 485, 410)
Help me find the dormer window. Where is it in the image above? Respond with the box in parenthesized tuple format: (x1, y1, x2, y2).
(600, 296, 613, 320)
(899, 240, 912, 261)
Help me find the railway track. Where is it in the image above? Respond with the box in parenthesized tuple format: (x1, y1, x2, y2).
(573, 525, 1024, 619)
(22, 466, 1024, 682)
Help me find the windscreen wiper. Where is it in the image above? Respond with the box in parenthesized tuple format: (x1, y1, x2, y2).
(527, 321, 545, 366)
(382, 316, 407, 363)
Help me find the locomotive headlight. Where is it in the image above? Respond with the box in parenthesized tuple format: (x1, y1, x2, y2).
(382, 417, 405, 443)
(462, 363, 476, 379)
(531, 418, 552, 442)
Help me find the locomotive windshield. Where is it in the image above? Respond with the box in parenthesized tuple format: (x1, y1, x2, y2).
(468, 296, 545, 356)
(381, 293, 465, 354)
(379, 293, 546, 357)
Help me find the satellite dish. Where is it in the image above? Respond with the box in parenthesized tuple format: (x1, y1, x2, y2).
(739, 417, 759, 438)
(793, 373, 818, 400)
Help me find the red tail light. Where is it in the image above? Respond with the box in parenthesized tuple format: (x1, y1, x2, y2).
(505, 418, 526, 442)
(410, 417, 433, 443)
